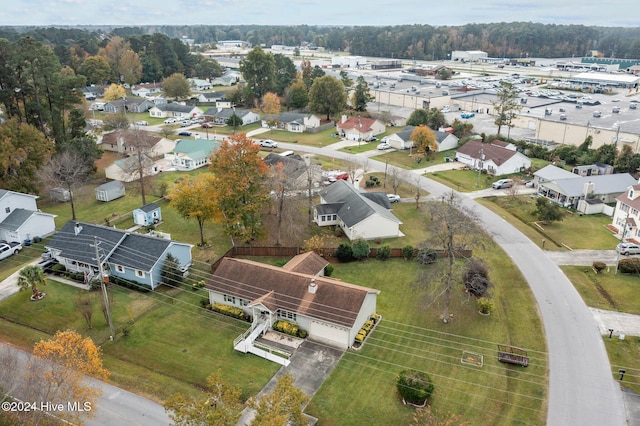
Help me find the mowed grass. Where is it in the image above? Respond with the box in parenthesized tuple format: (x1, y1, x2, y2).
(257, 127, 338, 147)
(306, 248, 547, 425)
(477, 195, 618, 250)
(375, 149, 458, 170)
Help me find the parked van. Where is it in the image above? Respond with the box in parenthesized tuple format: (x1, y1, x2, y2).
(612, 107, 620, 113)
(593, 111, 602, 118)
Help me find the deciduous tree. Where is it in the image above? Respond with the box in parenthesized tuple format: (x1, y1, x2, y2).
(250, 373, 308, 426)
(286, 80, 309, 110)
(164, 370, 243, 426)
(239, 46, 276, 101)
(533, 197, 564, 224)
(210, 134, 270, 242)
(119, 49, 143, 87)
(492, 81, 521, 135)
(308, 75, 346, 121)
(411, 125, 438, 161)
(168, 174, 218, 246)
(163, 72, 191, 100)
(261, 92, 281, 115)
(80, 55, 112, 85)
(74, 294, 95, 329)
(103, 83, 126, 101)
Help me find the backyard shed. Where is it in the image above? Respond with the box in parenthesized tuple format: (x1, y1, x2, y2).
(49, 187, 71, 202)
(95, 181, 125, 202)
(133, 203, 162, 226)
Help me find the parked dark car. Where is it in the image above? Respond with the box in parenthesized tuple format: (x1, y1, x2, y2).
(178, 131, 192, 137)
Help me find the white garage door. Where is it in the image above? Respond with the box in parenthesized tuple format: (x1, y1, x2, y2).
(310, 320, 350, 349)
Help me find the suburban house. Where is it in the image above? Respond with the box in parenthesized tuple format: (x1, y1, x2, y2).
(455, 140, 532, 176)
(534, 165, 636, 209)
(385, 126, 459, 151)
(133, 203, 162, 227)
(336, 115, 386, 141)
(197, 91, 228, 104)
(572, 163, 614, 177)
(205, 253, 380, 353)
(610, 182, 640, 242)
(263, 153, 322, 189)
(131, 83, 163, 97)
(202, 108, 260, 126)
(105, 154, 159, 182)
(101, 131, 172, 156)
(79, 85, 108, 100)
(210, 71, 240, 86)
(314, 180, 402, 241)
(165, 138, 220, 171)
(262, 112, 322, 133)
(148, 103, 203, 120)
(0, 189, 56, 243)
(95, 181, 125, 202)
(188, 78, 213, 91)
(45, 221, 193, 290)
(103, 98, 154, 114)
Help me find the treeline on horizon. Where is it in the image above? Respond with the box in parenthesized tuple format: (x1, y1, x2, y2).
(1, 22, 640, 60)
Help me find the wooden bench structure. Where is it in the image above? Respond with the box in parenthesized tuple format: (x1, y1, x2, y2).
(497, 345, 529, 367)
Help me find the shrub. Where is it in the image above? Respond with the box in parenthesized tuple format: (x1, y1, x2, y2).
(365, 179, 376, 188)
(324, 263, 334, 277)
(335, 243, 353, 262)
(273, 320, 307, 338)
(592, 261, 606, 273)
(618, 258, 640, 274)
(211, 303, 249, 321)
(377, 245, 391, 260)
(396, 370, 435, 405)
(417, 247, 437, 265)
(352, 239, 371, 260)
(477, 297, 495, 314)
(463, 259, 492, 297)
(370, 313, 379, 323)
(51, 263, 66, 275)
(109, 276, 151, 293)
(402, 245, 414, 261)
(199, 298, 209, 308)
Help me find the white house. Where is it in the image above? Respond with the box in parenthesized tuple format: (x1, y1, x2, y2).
(611, 183, 640, 242)
(105, 155, 159, 182)
(262, 112, 322, 133)
(165, 138, 221, 171)
(314, 180, 402, 241)
(0, 189, 56, 243)
(386, 126, 459, 151)
(188, 78, 213, 91)
(210, 71, 240, 86)
(336, 115, 386, 141)
(148, 103, 203, 120)
(206, 254, 379, 352)
(131, 83, 163, 97)
(455, 140, 531, 176)
(202, 108, 260, 126)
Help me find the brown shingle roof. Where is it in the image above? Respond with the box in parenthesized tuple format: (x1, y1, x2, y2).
(282, 251, 328, 275)
(456, 140, 517, 166)
(337, 116, 378, 132)
(206, 257, 378, 327)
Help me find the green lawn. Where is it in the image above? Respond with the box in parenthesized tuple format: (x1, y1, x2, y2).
(477, 196, 618, 250)
(307, 251, 546, 425)
(375, 149, 458, 170)
(338, 142, 379, 154)
(257, 127, 339, 147)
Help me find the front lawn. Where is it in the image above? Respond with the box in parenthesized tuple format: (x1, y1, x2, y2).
(375, 149, 458, 170)
(257, 127, 338, 147)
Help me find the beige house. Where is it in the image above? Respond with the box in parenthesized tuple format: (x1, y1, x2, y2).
(336, 115, 385, 141)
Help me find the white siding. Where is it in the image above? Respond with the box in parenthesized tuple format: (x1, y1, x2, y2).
(310, 320, 350, 349)
(348, 214, 400, 241)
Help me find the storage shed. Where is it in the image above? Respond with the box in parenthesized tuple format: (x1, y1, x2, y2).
(49, 187, 71, 202)
(133, 202, 162, 226)
(95, 181, 125, 202)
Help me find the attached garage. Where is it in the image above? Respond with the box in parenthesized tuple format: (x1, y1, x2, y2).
(310, 320, 350, 349)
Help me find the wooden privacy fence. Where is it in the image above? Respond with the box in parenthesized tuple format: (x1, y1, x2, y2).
(211, 246, 472, 272)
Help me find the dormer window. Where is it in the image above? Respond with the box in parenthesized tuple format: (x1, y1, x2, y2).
(630, 189, 635, 199)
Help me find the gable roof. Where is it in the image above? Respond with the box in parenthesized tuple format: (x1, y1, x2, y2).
(534, 164, 579, 181)
(0, 189, 37, 201)
(282, 251, 328, 275)
(263, 153, 307, 180)
(207, 257, 378, 327)
(0, 209, 52, 232)
(337, 116, 379, 132)
(318, 180, 400, 227)
(203, 108, 254, 119)
(456, 140, 518, 166)
(547, 174, 636, 197)
(153, 103, 199, 113)
(173, 138, 220, 160)
(113, 154, 154, 171)
(46, 221, 185, 272)
(393, 126, 415, 142)
(263, 112, 316, 124)
(96, 180, 124, 192)
(617, 183, 640, 209)
(138, 202, 160, 213)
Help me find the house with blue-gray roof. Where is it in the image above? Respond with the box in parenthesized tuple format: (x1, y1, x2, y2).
(166, 138, 220, 171)
(45, 221, 192, 289)
(0, 189, 56, 243)
(261, 112, 321, 133)
(313, 180, 402, 241)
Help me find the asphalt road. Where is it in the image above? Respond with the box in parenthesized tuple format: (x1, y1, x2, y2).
(0, 342, 170, 425)
(277, 141, 627, 426)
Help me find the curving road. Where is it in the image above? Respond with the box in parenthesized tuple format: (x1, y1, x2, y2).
(276, 141, 627, 426)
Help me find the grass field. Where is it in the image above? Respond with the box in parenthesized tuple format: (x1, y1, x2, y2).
(375, 149, 458, 170)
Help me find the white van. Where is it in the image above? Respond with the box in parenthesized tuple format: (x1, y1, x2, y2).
(441, 105, 451, 113)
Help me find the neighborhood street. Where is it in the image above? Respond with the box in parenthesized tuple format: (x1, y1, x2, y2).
(274, 140, 628, 426)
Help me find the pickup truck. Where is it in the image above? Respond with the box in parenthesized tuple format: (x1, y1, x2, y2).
(0, 241, 22, 261)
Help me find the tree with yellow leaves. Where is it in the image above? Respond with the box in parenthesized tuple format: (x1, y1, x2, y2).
(411, 125, 438, 162)
(21, 330, 109, 425)
(250, 373, 308, 426)
(168, 173, 218, 247)
(102, 83, 126, 101)
(261, 92, 281, 115)
(210, 133, 270, 242)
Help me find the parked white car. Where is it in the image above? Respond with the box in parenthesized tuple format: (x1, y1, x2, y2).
(135, 120, 148, 126)
(164, 118, 177, 124)
(377, 142, 391, 150)
(387, 194, 401, 203)
(259, 139, 278, 148)
(492, 179, 514, 189)
(0, 241, 22, 261)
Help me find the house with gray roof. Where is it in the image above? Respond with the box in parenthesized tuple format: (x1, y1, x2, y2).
(103, 98, 154, 114)
(148, 103, 203, 120)
(46, 221, 192, 290)
(95, 180, 125, 202)
(385, 126, 459, 151)
(133, 203, 162, 227)
(104, 154, 158, 182)
(0, 189, 56, 243)
(210, 71, 240, 86)
(313, 180, 402, 241)
(262, 112, 321, 133)
(263, 153, 322, 189)
(166, 138, 220, 171)
(456, 140, 531, 176)
(203, 108, 260, 126)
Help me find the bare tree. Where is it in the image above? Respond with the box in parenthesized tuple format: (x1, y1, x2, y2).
(387, 167, 404, 195)
(414, 174, 422, 210)
(418, 191, 485, 323)
(120, 127, 158, 205)
(269, 162, 294, 246)
(347, 158, 369, 187)
(74, 294, 95, 329)
(38, 151, 92, 220)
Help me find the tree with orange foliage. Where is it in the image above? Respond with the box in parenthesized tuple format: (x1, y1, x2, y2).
(20, 330, 109, 425)
(210, 133, 270, 242)
(168, 173, 218, 246)
(411, 125, 438, 162)
(261, 92, 281, 115)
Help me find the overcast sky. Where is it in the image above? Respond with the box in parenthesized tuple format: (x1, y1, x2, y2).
(0, 0, 637, 27)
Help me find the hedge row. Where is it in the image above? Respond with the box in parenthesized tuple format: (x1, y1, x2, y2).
(273, 320, 308, 338)
(210, 303, 251, 322)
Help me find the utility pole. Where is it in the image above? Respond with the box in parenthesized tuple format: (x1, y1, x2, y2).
(93, 236, 115, 340)
(615, 211, 630, 275)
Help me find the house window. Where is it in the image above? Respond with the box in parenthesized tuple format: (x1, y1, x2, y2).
(633, 209, 639, 217)
(332, 214, 337, 221)
(224, 295, 236, 304)
(630, 190, 634, 198)
(239, 299, 249, 306)
(115, 265, 125, 273)
(4, 207, 9, 214)
(135, 270, 145, 278)
(277, 310, 297, 321)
